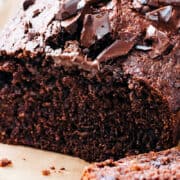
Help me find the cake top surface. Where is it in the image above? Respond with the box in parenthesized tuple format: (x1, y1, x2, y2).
(82, 147, 180, 179)
(0, 0, 179, 111)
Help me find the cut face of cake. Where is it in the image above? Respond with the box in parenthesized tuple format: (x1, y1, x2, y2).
(0, 0, 179, 162)
(81, 147, 180, 180)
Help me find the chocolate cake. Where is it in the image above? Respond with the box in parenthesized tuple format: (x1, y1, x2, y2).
(0, 0, 179, 162)
(81, 147, 180, 180)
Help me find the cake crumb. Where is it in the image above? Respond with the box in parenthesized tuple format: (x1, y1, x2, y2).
(42, 170, 51, 176)
(60, 167, 65, 171)
(50, 166, 55, 170)
(0, 158, 12, 167)
(59, 167, 66, 173)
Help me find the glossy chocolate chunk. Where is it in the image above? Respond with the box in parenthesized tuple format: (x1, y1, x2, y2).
(146, 25, 170, 58)
(23, 0, 35, 10)
(96, 33, 136, 62)
(80, 12, 111, 48)
(50, 41, 99, 71)
(56, 0, 86, 20)
(132, 0, 148, 11)
(61, 13, 81, 34)
(146, 5, 173, 22)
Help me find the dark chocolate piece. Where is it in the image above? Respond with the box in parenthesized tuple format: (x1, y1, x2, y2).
(146, 5, 173, 22)
(96, 33, 136, 62)
(132, 0, 148, 11)
(56, 0, 85, 20)
(80, 12, 111, 48)
(61, 12, 81, 34)
(145, 25, 170, 58)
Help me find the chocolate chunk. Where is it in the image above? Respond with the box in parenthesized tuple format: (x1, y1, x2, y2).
(96, 36, 136, 62)
(132, 0, 148, 11)
(61, 12, 81, 34)
(146, 6, 173, 22)
(145, 25, 170, 58)
(49, 41, 99, 71)
(23, 0, 35, 11)
(80, 12, 111, 48)
(56, 0, 86, 20)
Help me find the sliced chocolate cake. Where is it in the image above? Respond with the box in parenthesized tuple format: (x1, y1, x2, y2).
(81, 147, 180, 180)
(0, 0, 179, 162)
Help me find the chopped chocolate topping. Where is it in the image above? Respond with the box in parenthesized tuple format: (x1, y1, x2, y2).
(81, 12, 111, 48)
(132, 0, 148, 11)
(48, 41, 99, 71)
(146, 5, 173, 22)
(145, 25, 170, 58)
(0, 159, 12, 167)
(23, 0, 35, 10)
(56, 0, 86, 20)
(96, 36, 136, 62)
(61, 12, 81, 34)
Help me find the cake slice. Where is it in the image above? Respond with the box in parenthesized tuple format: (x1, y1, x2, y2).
(81, 147, 180, 180)
(0, 0, 179, 162)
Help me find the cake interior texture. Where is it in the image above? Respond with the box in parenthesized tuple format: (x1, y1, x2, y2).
(0, 0, 179, 162)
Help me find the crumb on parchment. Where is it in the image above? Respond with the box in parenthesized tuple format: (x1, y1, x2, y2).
(0, 158, 12, 167)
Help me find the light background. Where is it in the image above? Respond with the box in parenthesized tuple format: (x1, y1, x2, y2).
(0, 0, 20, 30)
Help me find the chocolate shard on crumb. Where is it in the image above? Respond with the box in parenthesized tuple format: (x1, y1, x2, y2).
(132, 0, 148, 11)
(96, 33, 136, 62)
(61, 12, 81, 34)
(56, 0, 86, 20)
(146, 5, 173, 22)
(81, 12, 111, 48)
(145, 25, 170, 58)
(49, 41, 99, 71)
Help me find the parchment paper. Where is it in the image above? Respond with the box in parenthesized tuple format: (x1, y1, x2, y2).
(0, 144, 89, 180)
